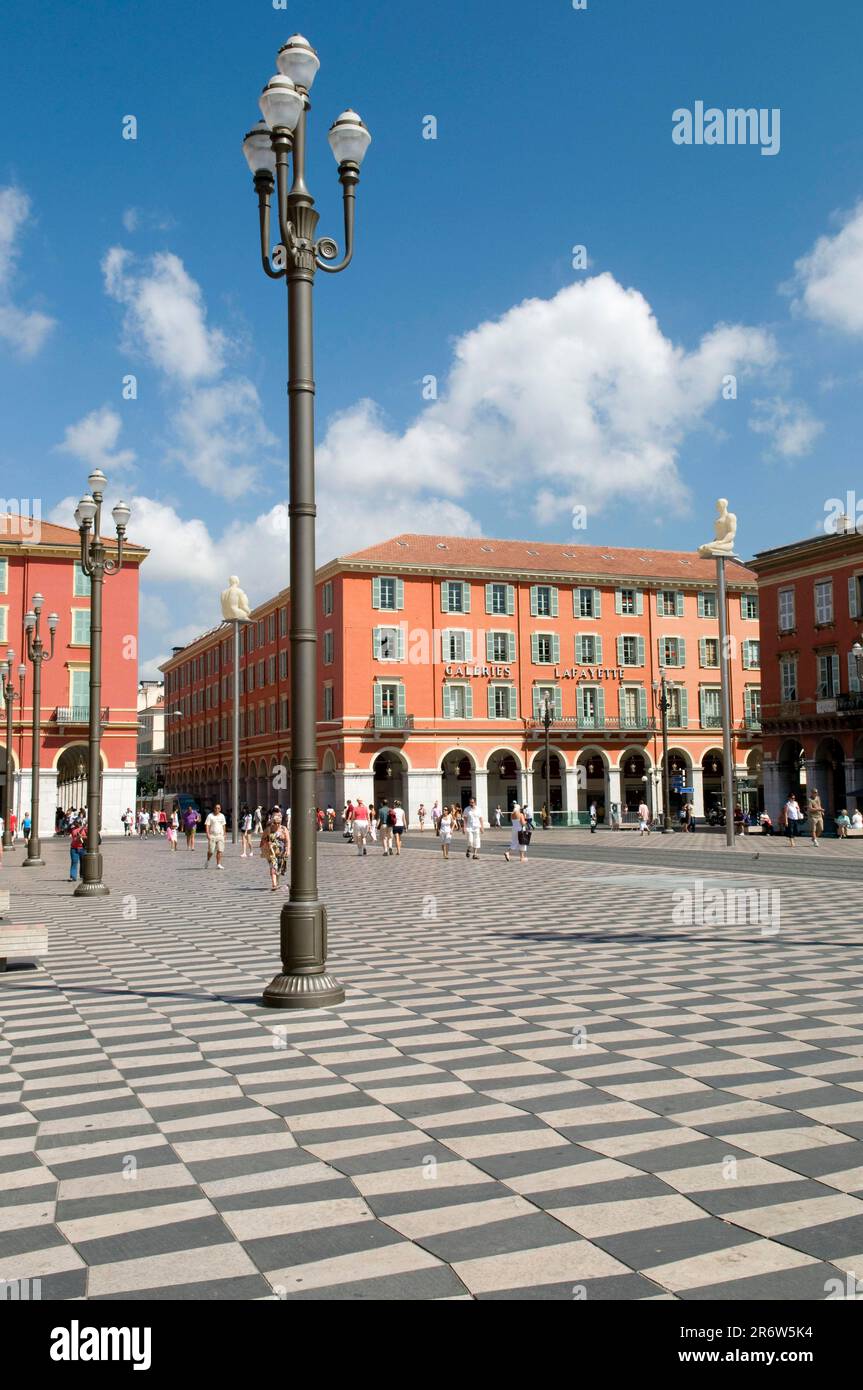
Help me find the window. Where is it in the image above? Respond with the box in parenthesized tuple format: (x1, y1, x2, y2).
(578, 686, 604, 727)
(531, 585, 557, 618)
(377, 577, 397, 610)
(742, 639, 760, 669)
(375, 681, 405, 725)
(268, 655, 276, 685)
(577, 587, 601, 619)
(0, 558, 7, 593)
(246, 665, 254, 692)
(697, 592, 717, 619)
(620, 687, 641, 727)
(745, 687, 761, 726)
(70, 668, 89, 713)
(0, 606, 6, 643)
(532, 633, 559, 664)
(778, 587, 795, 632)
(279, 650, 287, 680)
(257, 619, 265, 646)
(443, 682, 472, 719)
(485, 582, 514, 616)
(699, 637, 720, 668)
(280, 605, 289, 635)
(269, 701, 277, 733)
(441, 580, 469, 614)
(660, 636, 685, 667)
(700, 687, 722, 726)
(741, 594, 759, 621)
(618, 635, 645, 667)
(488, 683, 516, 719)
(71, 609, 91, 645)
(443, 629, 472, 661)
(818, 652, 840, 698)
(268, 613, 276, 642)
(815, 579, 833, 625)
(280, 696, 289, 729)
(487, 631, 514, 663)
(533, 684, 561, 719)
(373, 625, 404, 661)
(850, 576, 863, 621)
(257, 659, 265, 688)
(667, 685, 688, 728)
(658, 590, 684, 617)
(616, 588, 642, 616)
(73, 563, 91, 596)
(246, 625, 255, 654)
(576, 633, 602, 664)
(323, 685, 334, 721)
(323, 630, 334, 665)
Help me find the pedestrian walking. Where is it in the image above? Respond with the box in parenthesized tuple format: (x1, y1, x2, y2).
(240, 806, 253, 857)
(261, 810, 289, 889)
(253, 805, 263, 835)
(22, 811, 31, 845)
(68, 821, 86, 881)
(807, 789, 824, 845)
(783, 794, 802, 845)
(352, 799, 371, 855)
(523, 803, 534, 833)
(463, 797, 483, 860)
(392, 800, 406, 855)
(368, 802, 378, 844)
(637, 800, 651, 838)
(540, 803, 549, 830)
(326, 805, 336, 831)
(121, 807, 133, 837)
(432, 800, 442, 836)
(494, 805, 502, 828)
(166, 812, 178, 850)
(183, 805, 199, 849)
(377, 798, 393, 855)
(205, 803, 227, 869)
(589, 800, 598, 834)
(683, 801, 694, 833)
(439, 805, 454, 858)
(504, 803, 528, 863)
(418, 802, 426, 832)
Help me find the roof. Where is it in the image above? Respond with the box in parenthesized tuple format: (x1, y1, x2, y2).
(338, 533, 757, 585)
(0, 514, 148, 555)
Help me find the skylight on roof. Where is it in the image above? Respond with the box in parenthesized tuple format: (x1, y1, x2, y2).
(395, 540, 409, 548)
(480, 545, 493, 553)
(436, 542, 448, 550)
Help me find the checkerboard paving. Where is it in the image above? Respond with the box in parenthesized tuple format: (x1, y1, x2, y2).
(1, 832, 863, 1301)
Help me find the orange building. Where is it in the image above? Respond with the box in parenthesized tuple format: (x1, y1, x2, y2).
(0, 513, 147, 837)
(162, 533, 763, 826)
(750, 519, 863, 822)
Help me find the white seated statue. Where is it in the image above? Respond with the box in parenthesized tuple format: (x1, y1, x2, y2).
(698, 498, 737, 558)
(221, 575, 252, 622)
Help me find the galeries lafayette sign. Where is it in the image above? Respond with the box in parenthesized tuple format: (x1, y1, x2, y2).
(442, 664, 626, 681)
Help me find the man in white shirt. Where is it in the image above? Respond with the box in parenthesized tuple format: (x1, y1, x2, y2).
(638, 801, 651, 837)
(463, 798, 483, 860)
(205, 803, 227, 869)
(783, 794, 802, 846)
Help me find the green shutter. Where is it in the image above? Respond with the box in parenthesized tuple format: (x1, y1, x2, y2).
(676, 592, 685, 617)
(485, 583, 494, 614)
(554, 687, 562, 718)
(73, 610, 90, 644)
(699, 638, 707, 667)
(576, 635, 584, 663)
(635, 590, 643, 616)
(71, 669, 90, 708)
(595, 635, 603, 665)
(849, 577, 859, 620)
(397, 626, 405, 660)
(462, 583, 470, 614)
(593, 588, 601, 618)
(697, 593, 705, 618)
(507, 632, 516, 662)
(638, 687, 648, 727)
(678, 687, 689, 728)
(551, 587, 559, 617)
(595, 687, 605, 727)
(442, 683, 452, 718)
(531, 633, 539, 663)
(616, 636, 624, 665)
(530, 585, 538, 617)
(656, 592, 663, 615)
(509, 684, 517, 719)
(396, 683, 406, 718)
(636, 636, 645, 666)
(552, 634, 560, 664)
(849, 652, 861, 694)
(441, 581, 450, 613)
(506, 585, 515, 616)
(396, 578, 404, 610)
(699, 688, 706, 725)
(486, 631, 494, 661)
(614, 590, 622, 615)
(464, 629, 473, 661)
(532, 687, 542, 719)
(832, 653, 840, 694)
(487, 685, 495, 719)
(678, 637, 686, 667)
(373, 627, 380, 659)
(464, 685, 473, 719)
(372, 577, 381, 609)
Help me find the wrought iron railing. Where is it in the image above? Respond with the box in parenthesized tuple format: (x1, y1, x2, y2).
(53, 706, 109, 724)
(370, 713, 414, 731)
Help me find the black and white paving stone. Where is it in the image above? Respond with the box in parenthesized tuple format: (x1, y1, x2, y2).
(1, 829, 862, 1301)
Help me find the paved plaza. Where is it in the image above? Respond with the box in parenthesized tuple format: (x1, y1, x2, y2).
(2, 829, 863, 1301)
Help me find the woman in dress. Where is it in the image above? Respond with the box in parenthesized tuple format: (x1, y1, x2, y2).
(504, 803, 528, 863)
(261, 810, 290, 890)
(166, 814, 178, 851)
(439, 805, 454, 859)
(240, 805, 253, 857)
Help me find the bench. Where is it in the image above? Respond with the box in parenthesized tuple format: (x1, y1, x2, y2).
(0, 924, 48, 971)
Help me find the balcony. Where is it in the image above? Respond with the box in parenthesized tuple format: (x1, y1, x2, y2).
(531, 715, 658, 733)
(53, 706, 109, 726)
(701, 715, 724, 728)
(369, 713, 414, 733)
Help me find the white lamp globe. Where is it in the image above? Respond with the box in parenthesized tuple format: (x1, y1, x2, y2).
(242, 121, 276, 177)
(259, 75, 303, 133)
(276, 35, 320, 92)
(327, 110, 372, 166)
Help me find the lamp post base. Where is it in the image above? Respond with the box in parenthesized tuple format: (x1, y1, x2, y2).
(22, 856, 44, 867)
(73, 879, 110, 897)
(262, 900, 345, 1009)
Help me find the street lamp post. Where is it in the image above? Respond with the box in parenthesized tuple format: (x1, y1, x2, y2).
(22, 597, 58, 865)
(539, 697, 553, 827)
(652, 672, 673, 832)
(243, 34, 371, 1009)
(2, 651, 23, 850)
(73, 472, 131, 897)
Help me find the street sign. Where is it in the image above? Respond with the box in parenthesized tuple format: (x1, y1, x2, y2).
(680, 786, 694, 794)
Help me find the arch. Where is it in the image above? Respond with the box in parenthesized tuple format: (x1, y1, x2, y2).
(531, 747, 567, 819)
(441, 748, 477, 810)
(56, 743, 100, 814)
(576, 746, 610, 818)
(51, 742, 108, 772)
(701, 747, 725, 816)
(373, 749, 409, 820)
(812, 735, 847, 819)
(661, 747, 693, 821)
(485, 747, 523, 815)
(368, 745, 416, 773)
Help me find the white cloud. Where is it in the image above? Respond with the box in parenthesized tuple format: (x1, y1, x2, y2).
(55, 406, 136, 475)
(315, 274, 778, 524)
(103, 247, 228, 383)
(790, 201, 863, 334)
(0, 186, 55, 357)
(748, 396, 824, 459)
(122, 208, 140, 233)
(170, 380, 276, 501)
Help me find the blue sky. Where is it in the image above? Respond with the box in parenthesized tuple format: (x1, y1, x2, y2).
(3, 0, 863, 672)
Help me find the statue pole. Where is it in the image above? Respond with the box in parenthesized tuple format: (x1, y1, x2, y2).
(715, 554, 736, 849)
(232, 619, 240, 845)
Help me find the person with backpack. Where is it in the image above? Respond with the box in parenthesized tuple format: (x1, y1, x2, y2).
(69, 821, 87, 882)
(377, 798, 393, 855)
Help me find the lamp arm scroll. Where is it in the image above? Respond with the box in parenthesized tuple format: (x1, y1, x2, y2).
(315, 164, 358, 274)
